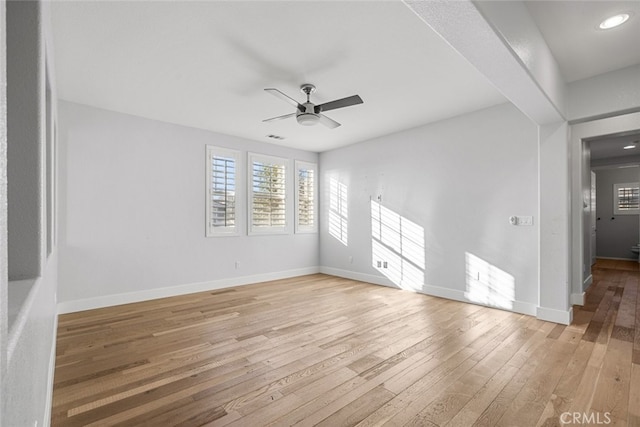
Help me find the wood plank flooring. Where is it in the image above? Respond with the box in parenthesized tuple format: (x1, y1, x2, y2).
(51, 264, 640, 426)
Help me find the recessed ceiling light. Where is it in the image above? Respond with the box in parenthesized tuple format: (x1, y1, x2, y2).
(599, 13, 630, 29)
(624, 144, 637, 149)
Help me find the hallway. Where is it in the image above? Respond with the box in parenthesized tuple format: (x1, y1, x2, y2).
(566, 258, 640, 425)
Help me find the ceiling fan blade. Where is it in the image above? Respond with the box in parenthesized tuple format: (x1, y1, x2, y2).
(318, 114, 341, 129)
(264, 88, 304, 112)
(315, 94, 363, 113)
(263, 112, 296, 123)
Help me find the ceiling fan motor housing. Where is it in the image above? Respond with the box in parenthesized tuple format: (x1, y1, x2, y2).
(296, 102, 320, 126)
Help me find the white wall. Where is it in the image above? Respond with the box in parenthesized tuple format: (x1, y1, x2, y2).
(473, 0, 567, 116)
(7, 0, 41, 280)
(568, 64, 640, 122)
(320, 102, 539, 315)
(5, 256, 57, 427)
(0, 0, 8, 422)
(2, 2, 59, 426)
(594, 167, 640, 260)
(57, 101, 319, 311)
(538, 121, 571, 323)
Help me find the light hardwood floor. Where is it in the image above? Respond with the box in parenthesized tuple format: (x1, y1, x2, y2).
(52, 264, 640, 426)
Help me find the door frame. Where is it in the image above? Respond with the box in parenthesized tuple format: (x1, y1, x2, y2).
(570, 111, 640, 305)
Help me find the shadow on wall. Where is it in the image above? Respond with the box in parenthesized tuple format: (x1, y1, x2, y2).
(371, 200, 425, 291)
(464, 252, 515, 310)
(329, 177, 348, 246)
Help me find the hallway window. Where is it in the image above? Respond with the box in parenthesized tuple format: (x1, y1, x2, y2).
(614, 182, 640, 215)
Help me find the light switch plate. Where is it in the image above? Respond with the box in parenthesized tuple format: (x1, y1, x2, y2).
(509, 215, 534, 226)
(509, 215, 533, 225)
(518, 216, 533, 226)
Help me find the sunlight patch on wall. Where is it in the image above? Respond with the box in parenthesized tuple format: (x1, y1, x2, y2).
(371, 200, 425, 291)
(329, 178, 348, 246)
(464, 252, 515, 310)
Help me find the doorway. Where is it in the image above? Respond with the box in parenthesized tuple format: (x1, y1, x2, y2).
(571, 112, 640, 304)
(589, 133, 640, 266)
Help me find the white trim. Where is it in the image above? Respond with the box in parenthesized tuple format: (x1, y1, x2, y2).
(57, 267, 320, 314)
(570, 292, 585, 306)
(583, 273, 593, 293)
(294, 160, 318, 234)
(570, 112, 640, 313)
(536, 306, 573, 325)
(205, 145, 241, 237)
(320, 266, 538, 317)
(320, 266, 393, 288)
(43, 311, 58, 427)
(595, 256, 638, 261)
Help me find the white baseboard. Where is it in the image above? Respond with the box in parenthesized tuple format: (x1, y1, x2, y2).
(57, 267, 321, 314)
(320, 266, 394, 288)
(320, 266, 538, 317)
(44, 312, 58, 427)
(536, 306, 573, 325)
(58, 265, 565, 324)
(570, 292, 585, 306)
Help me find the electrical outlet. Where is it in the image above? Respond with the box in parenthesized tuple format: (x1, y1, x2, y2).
(349, 256, 353, 264)
(377, 260, 382, 268)
(235, 261, 240, 269)
(383, 261, 388, 268)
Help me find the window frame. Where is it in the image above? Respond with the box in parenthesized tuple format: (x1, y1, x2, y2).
(613, 182, 640, 215)
(205, 145, 240, 237)
(294, 160, 318, 234)
(248, 152, 290, 235)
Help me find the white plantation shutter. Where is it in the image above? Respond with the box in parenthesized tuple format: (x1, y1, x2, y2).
(295, 161, 317, 233)
(614, 182, 640, 214)
(206, 146, 240, 236)
(249, 153, 289, 234)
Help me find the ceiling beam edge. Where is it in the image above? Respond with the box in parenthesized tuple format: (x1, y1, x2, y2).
(403, 0, 565, 126)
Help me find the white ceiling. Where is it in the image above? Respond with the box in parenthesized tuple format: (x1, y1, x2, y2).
(51, 1, 640, 152)
(50, 1, 506, 152)
(525, 1, 640, 82)
(589, 131, 640, 161)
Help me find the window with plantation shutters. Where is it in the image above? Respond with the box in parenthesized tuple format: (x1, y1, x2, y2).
(249, 153, 289, 234)
(295, 161, 317, 233)
(206, 146, 240, 236)
(614, 182, 640, 215)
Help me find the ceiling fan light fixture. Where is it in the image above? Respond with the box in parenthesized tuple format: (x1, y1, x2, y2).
(599, 13, 630, 29)
(296, 113, 320, 126)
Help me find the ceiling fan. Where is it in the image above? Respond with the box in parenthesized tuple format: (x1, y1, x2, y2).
(263, 84, 363, 129)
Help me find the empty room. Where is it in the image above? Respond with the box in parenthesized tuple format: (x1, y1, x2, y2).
(1, 0, 640, 425)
